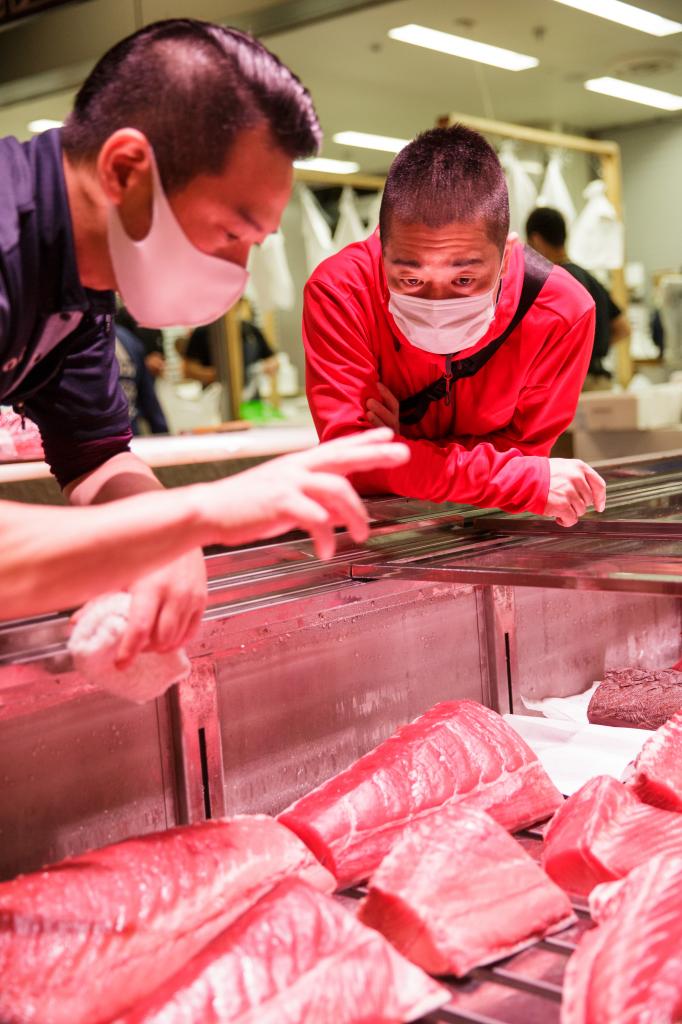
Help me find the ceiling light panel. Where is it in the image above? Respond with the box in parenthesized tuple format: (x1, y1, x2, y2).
(388, 24, 539, 71)
(585, 75, 682, 110)
(333, 131, 409, 153)
(294, 157, 360, 173)
(27, 118, 64, 133)
(553, 0, 681, 37)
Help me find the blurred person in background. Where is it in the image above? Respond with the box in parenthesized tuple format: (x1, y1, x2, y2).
(304, 127, 606, 528)
(0, 18, 408, 658)
(116, 305, 166, 378)
(526, 206, 630, 389)
(114, 322, 169, 434)
(181, 298, 279, 400)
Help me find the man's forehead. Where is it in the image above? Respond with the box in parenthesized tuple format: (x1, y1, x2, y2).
(384, 220, 497, 267)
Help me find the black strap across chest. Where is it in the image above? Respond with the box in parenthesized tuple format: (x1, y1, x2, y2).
(398, 246, 553, 426)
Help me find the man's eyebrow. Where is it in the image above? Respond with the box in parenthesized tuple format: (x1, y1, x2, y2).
(236, 206, 264, 233)
(389, 256, 486, 269)
(390, 257, 422, 268)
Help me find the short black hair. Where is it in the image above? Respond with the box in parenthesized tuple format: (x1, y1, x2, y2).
(379, 125, 509, 252)
(62, 18, 321, 192)
(526, 207, 567, 248)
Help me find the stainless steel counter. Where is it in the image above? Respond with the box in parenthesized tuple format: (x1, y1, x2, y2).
(1, 453, 681, 880)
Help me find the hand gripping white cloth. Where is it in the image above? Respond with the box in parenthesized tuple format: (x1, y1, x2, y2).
(68, 592, 191, 703)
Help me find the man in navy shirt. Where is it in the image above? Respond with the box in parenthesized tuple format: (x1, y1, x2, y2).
(0, 19, 409, 660)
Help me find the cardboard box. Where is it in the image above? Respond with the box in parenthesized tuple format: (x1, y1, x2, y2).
(572, 427, 682, 463)
(573, 384, 682, 432)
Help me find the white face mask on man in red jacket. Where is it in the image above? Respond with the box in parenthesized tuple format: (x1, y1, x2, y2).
(387, 263, 504, 355)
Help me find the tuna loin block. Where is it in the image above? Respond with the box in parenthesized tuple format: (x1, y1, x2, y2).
(630, 711, 682, 812)
(0, 816, 334, 1024)
(562, 855, 682, 1024)
(358, 804, 575, 977)
(588, 667, 682, 730)
(117, 878, 450, 1024)
(542, 775, 682, 896)
(280, 700, 563, 887)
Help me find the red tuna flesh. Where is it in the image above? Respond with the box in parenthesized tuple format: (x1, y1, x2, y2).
(358, 804, 575, 976)
(630, 711, 682, 812)
(116, 878, 450, 1024)
(0, 815, 334, 1024)
(279, 700, 563, 887)
(542, 775, 682, 896)
(562, 855, 682, 1024)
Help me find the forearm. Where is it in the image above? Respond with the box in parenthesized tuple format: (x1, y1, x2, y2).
(354, 436, 549, 514)
(0, 486, 213, 620)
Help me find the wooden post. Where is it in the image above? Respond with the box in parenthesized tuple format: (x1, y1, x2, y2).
(261, 310, 281, 411)
(224, 307, 243, 421)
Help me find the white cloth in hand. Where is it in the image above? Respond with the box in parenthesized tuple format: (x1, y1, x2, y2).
(68, 592, 191, 703)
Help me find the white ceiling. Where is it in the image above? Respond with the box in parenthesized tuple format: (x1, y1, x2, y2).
(0, 0, 680, 172)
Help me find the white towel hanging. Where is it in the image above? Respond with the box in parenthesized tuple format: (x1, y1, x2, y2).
(248, 230, 295, 313)
(298, 184, 335, 275)
(334, 186, 366, 251)
(538, 152, 576, 228)
(499, 142, 538, 237)
(570, 180, 624, 272)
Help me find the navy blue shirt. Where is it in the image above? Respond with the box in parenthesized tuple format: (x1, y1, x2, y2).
(0, 128, 132, 487)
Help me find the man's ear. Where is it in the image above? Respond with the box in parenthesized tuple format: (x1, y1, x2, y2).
(501, 232, 517, 276)
(96, 129, 153, 206)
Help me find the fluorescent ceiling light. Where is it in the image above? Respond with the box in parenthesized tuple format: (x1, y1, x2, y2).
(552, 0, 681, 37)
(294, 157, 360, 174)
(388, 24, 538, 72)
(27, 118, 64, 133)
(333, 131, 409, 154)
(585, 75, 682, 110)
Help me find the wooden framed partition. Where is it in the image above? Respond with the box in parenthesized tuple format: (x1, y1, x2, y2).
(441, 111, 631, 385)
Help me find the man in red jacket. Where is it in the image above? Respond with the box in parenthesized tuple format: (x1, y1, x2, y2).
(303, 126, 606, 526)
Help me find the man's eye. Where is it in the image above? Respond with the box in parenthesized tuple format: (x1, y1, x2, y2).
(403, 278, 423, 287)
(225, 231, 241, 243)
(455, 277, 474, 287)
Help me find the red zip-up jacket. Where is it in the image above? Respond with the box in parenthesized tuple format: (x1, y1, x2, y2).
(303, 235, 595, 514)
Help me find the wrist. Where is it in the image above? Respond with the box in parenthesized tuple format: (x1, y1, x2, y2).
(181, 482, 219, 547)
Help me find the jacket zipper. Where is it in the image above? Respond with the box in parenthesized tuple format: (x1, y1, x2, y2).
(443, 354, 454, 407)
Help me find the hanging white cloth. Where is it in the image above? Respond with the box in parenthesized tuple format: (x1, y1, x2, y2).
(570, 180, 624, 272)
(499, 142, 538, 237)
(298, 184, 335, 275)
(538, 152, 576, 228)
(365, 190, 383, 235)
(334, 187, 366, 251)
(247, 230, 295, 313)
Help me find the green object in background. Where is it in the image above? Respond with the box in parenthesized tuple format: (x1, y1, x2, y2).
(239, 399, 286, 424)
